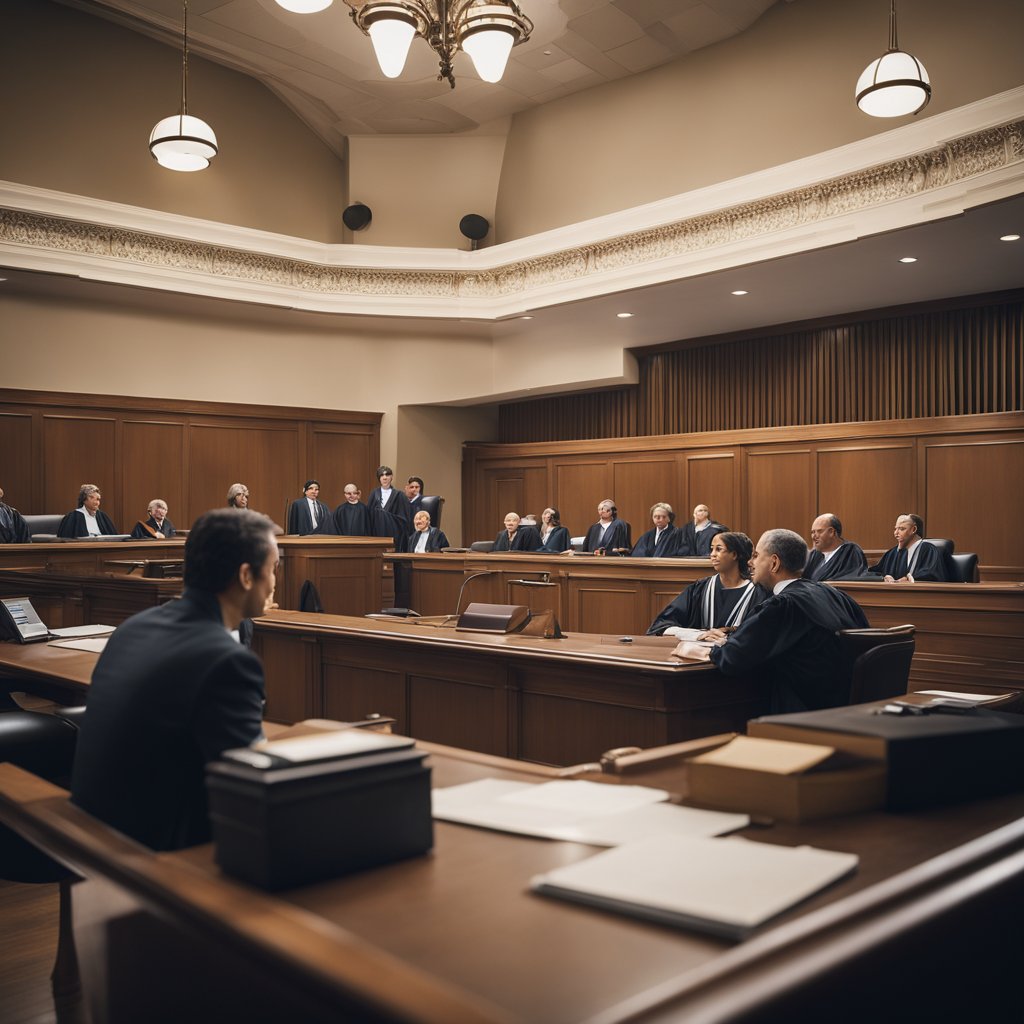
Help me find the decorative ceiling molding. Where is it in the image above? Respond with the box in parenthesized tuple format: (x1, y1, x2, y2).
(2, 112, 1022, 320)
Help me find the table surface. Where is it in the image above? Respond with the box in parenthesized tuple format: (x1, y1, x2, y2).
(0, 638, 98, 690)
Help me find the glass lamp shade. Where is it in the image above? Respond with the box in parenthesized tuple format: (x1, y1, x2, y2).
(149, 114, 219, 172)
(367, 15, 418, 78)
(274, 0, 333, 11)
(461, 25, 515, 83)
(855, 50, 931, 117)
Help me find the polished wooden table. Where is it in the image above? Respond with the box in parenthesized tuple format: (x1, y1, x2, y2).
(1, 740, 1022, 1024)
(0, 638, 96, 706)
(253, 610, 765, 765)
(390, 552, 1024, 691)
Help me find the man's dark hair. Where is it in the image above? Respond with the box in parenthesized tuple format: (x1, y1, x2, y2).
(826, 514, 843, 536)
(303, 479, 320, 492)
(185, 509, 275, 593)
(760, 528, 810, 574)
(905, 513, 925, 536)
(376, 465, 393, 480)
(717, 531, 754, 577)
(407, 476, 424, 490)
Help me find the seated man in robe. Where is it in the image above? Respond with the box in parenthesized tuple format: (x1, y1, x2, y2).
(866, 513, 956, 583)
(405, 510, 450, 552)
(56, 484, 118, 537)
(334, 483, 370, 536)
(802, 513, 867, 581)
(631, 502, 683, 558)
(0, 486, 31, 544)
(583, 499, 631, 554)
(286, 479, 333, 535)
(130, 498, 176, 539)
(673, 528, 869, 713)
(492, 512, 542, 552)
(678, 503, 728, 557)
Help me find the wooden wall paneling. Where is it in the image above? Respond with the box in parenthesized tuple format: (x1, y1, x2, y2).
(186, 422, 300, 527)
(0, 412, 35, 513)
(321, 638, 408, 731)
(553, 461, 613, 541)
(816, 443, 916, 552)
(121, 420, 186, 532)
(255, 631, 320, 724)
(744, 448, 815, 540)
(308, 427, 378, 507)
(409, 664, 509, 755)
(566, 579, 648, 635)
(612, 457, 679, 537)
(923, 438, 1024, 569)
(685, 453, 738, 532)
(41, 415, 118, 524)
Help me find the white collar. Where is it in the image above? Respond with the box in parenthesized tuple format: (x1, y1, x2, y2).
(773, 577, 799, 595)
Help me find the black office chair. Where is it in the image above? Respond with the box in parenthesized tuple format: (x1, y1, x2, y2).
(923, 537, 954, 557)
(952, 552, 980, 583)
(469, 540, 494, 552)
(838, 625, 916, 704)
(23, 513, 63, 542)
(419, 495, 444, 529)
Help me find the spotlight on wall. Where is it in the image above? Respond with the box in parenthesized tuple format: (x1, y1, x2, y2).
(459, 213, 490, 250)
(855, 0, 931, 118)
(343, 203, 373, 231)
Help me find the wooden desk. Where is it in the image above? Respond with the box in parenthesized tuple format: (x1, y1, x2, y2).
(253, 610, 765, 765)
(2, 744, 1022, 1023)
(0, 640, 95, 705)
(391, 553, 1024, 690)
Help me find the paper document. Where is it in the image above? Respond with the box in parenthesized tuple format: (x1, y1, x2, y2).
(47, 637, 109, 653)
(916, 690, 1014, 704)
(531, 836, 858, 940)
(48, 625, 117, 638)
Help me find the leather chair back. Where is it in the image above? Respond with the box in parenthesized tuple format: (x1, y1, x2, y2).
(952, 552, 979, 583)
(923, 537, 954, 557)
(469, 540, 494, 552)
(838, 625, 916, 704)
(23, 513, 62, 541)
(419, 496, 444, 529)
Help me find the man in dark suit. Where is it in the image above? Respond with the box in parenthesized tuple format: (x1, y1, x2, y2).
(0, 486, 31, 543)
(803, 513, 867, 581)
(405, 476, 424, 518)
(71, 508, 278, 851)
(286, 479, 333, 535)
(674, 528, 869, 713)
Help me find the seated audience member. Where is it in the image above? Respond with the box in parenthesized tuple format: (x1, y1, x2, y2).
(631, 502, 683, 558)
(674, 528, 869, 713)
(406, 510, 450, 552)
(493, 512, 543, 552)
(71, 508, 277, 851)
(56, 484, 118, 537)
(368, 465, 413, 546)
(803, 513, 867, 581)
(131, 499, 176, 539)
(286, 479, 333, 536)
(226, 482, 283, 535)
(405, 476, 424, 517)
(867, 514, 956, 583)
(678, 504, 728, 557)
(648, 532, 765, 638)
(538, 507, 570, 552)
(583, 499, 631, 554)
(0, 486, 31, 544)
(335, 483, 370, 536)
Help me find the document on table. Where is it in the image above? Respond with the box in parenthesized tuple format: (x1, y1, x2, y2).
(432, 779, 748, 845)
(531, 836, 858, 940)
(47, 637, 109, 653)
(48, 625, 116, 638)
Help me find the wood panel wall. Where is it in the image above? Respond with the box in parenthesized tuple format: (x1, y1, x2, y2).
(462, 413, 1024, 580)
(0, 389, 381, 531)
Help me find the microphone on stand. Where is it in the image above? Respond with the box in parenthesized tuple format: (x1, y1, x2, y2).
(440, 570, 495, 625)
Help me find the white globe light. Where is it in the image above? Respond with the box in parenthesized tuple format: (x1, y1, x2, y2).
(856, 50, 931, 117)
(149, 114, 218, 172)
(462, 26, 515, 83)
(274, 0, 333, 12)
(367, 16, 418, 78)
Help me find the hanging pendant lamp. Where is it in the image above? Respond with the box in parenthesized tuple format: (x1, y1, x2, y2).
(855, 0, 931, 118)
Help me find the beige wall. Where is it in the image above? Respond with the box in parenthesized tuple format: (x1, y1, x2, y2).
(495, 0, 1024, 241)
(3, 0, 347, 242)
(348, 134, 508, 249)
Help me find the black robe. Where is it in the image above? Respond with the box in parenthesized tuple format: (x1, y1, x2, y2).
(583, 519, 631, 553)
(678, 520, 728, 557)
(0, 502, 31, 544)
(803, 541, 867, 582)
(493, 525, 543, 552)
(867, 541, 956, 582)
(286, 498, 333, 536)
(57, 508, 119, 538)
(631, 524, 683, 558)
(334, 501, 370, 537)
(367, 487, 412, 546)
(648, 575, 766, 635)
(130, 516, 177, 540)
(539, 525, 570, 552)
(404, 526, 450, 553)
(710, 578, 869, 714)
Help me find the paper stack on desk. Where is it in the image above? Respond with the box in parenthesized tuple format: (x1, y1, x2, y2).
(432, 778, 749, 845)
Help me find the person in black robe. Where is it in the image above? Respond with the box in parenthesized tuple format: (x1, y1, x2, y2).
(405, 477, 424, 519)
(648, 532, 765, 637)
(367, 466, 412, 546)
(631, 502, 683, 558)
(57, 484, 119, 537)
(0, 487, 31, 543)
(286, 480, 333, 536)
(678, 503, 728, 557)
(334, 483, 370, 537)
(493, 513, 543, 552)
(866, 514, 956, 583)
(405, 510, 450, 552)
(130, 498, 176, 539)
(803, 513, 867, 581)
(674, 528, 869, 713)
(538, 507, 571, 552)
(583, 499, 631, 554)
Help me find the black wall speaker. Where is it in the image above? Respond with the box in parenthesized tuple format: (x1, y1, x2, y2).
(459, 214, 489, 242)
(343, 203, 372, 231)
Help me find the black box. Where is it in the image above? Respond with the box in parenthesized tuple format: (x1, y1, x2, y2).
(206, 745, 433, 890)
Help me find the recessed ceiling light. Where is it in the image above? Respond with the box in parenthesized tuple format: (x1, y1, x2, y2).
(519, 315, 533, 320)
(731, 289, 748, 296)
(616, 312, 634, 319)
(1000, 233, 1021, 242)
(899, 256, 918, 263)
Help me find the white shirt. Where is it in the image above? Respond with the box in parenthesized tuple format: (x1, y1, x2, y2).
(306, 496, 319, 526)
(904, 537, 923, 574)
(78, 506, 101, 536)
(414, 530, 429, 553)
(821, 543, 842, 564)
(694, 520, 711, 532)
(773, 577, 798, 595)
(379, 486, 392, 507)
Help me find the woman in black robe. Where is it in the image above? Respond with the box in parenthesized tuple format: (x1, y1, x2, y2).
(57, 484, 118, 537)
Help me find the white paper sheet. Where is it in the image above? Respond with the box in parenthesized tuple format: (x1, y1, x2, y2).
(46, 637, 109, 653)
(48, 625, 116, 638)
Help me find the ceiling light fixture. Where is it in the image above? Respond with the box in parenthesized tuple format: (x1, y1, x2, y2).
(899, 257, 918, 263)
(340, 1, 533, 87)
(855, 0, 930, 118)
(149, 0, 218, 171)
(731, 290, 748, 296)
(616, 312, 634, 319)
(519, 315, 534, 320)
(276, 0, 334, 11)
(1000, 233, 1021, 242)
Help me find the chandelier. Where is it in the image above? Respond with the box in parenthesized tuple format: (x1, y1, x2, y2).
(323, 2, 534, 88)
(855, 0, 931, 118)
